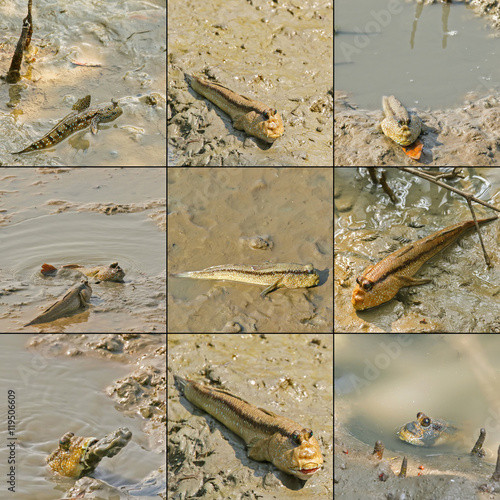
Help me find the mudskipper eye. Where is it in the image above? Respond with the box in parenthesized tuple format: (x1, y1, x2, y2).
(421, 417, 431, 427)
(59, 432, 74, 450)
(263, 111, 270, 120)
(292, 431, 300, 444)
(362, 282, 373, 291)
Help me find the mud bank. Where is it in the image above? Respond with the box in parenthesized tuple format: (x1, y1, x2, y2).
(335, 91, 500, 166)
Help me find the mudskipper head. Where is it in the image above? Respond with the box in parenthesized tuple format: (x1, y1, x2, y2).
(95, 262, 125, 282)
(256, 109, 284, 143)
(275, 428, 323, 480)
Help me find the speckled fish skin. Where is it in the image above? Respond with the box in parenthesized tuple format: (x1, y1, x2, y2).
(13, 95, 123, 154)
(47, 433, 97, 478)
(381, 95, 422, 146)
(186, 74, 284, 143)
(174, 375, 323, 480)
(46, 427, 132, 478)
(173, 263, 319, 297)
(352, 217, 498, 311)
(24, 279, 92, 326)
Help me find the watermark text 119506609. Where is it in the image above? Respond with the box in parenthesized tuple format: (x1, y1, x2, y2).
(7, 389, 16, 493)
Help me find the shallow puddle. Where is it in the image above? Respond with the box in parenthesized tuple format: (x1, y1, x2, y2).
(336, 334, 500, 464)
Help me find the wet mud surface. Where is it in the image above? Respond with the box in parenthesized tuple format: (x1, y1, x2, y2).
(168, 0, 333, 166)
(335, 91, 500, 166)
(168, 168, 333, 333)
(28, 333, 166, 500)
(168, 333, 333, 499)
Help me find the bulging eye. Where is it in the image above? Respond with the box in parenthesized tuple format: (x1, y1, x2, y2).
(59, 432, 74, 450)
(263, 109, 276, 120)
(362, 282, 373, 291)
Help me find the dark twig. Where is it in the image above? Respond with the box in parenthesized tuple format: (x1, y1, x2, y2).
(470, 428, 486, 456)
(372, 440, 384, 460)
(398, 456, 407, 478)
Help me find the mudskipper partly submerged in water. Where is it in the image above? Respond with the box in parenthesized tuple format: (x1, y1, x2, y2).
(24, 279, 92, 327)
(47, 427, 132, 478)
(41, 262, 125, 282)
(397, 412, 457, 447)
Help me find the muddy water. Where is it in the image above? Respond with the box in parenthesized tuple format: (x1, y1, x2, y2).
(168, 168, 333, 333)
(168, 333, 333, 499)
(336, 334, 500, 462)
(168, 0, 333, 166)
(0, 334, 162, 500)
(336, 0, 500, 110)
(335, 1, 500, 165)
(0, 168, 166, 332)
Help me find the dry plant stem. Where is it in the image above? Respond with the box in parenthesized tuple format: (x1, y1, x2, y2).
(368, 168, 397, 202)
(398, 456, 407, 478)
(399, 167, 499, 266)
(399, 167, 500, 214)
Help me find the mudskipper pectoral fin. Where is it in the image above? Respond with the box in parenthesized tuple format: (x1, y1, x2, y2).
(247, 437, 272, 461)
(260, 278, 283, 298)
(79, 289, 92, 305)
(396, 276, 432, 287)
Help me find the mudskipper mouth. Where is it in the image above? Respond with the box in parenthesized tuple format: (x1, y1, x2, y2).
(293, 464, 321, 477)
